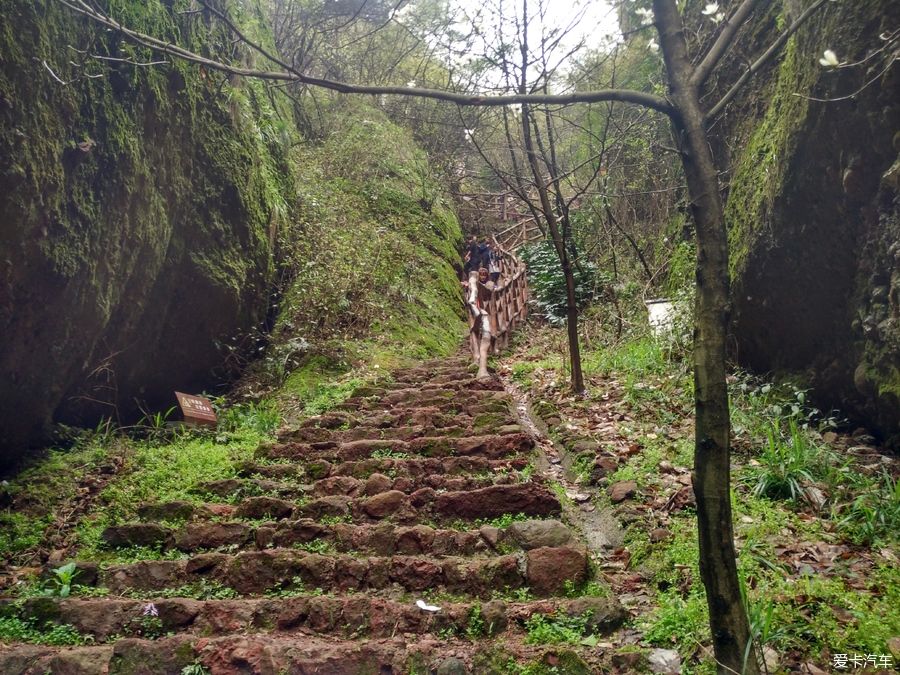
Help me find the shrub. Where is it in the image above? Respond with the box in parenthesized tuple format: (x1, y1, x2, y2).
(520, 241, 598, 324)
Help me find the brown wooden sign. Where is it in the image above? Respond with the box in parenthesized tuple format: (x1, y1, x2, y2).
(174, 392, 218, 426)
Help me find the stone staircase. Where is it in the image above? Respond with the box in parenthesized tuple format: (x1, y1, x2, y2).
(0, 355, 624, 674)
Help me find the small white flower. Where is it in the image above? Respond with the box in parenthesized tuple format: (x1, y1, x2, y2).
(701, 3, 719, 14)
(635, 7, 653, 25)
(142, 602, 159, 617)
(818, 49, 840, 67)
(648, 38, 659, 52)
(713, 11, 725, 23)
(416, 599, 441, 612)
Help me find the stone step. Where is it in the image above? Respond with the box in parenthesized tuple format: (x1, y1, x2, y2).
(243, 456, 487, 482)
(256, 432, 534, 463)
(138, 461, 528, 521)
(3, 594, 624, 643)
(334, 388, 507, 413)
(194, 469, 518, 503)
(351, 376, 503, 397)
(292, 398, 512, 433)
(0, 633, 527, 675)
(276, 416, 521, 444)
(129, 482, 560, 531)
(297, 481, 560, 525)
(102, 517, 578, 556)
(84, 546, 587, 597)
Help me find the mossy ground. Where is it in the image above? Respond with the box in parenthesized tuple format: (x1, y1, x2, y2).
(238, 99, 466, 410)
(502, 320, 899, 674)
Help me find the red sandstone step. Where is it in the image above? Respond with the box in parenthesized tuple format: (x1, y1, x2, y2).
(277, 416, 521, 444)
(351, 376, 503, 397)
(293, 399, 513, 434)
(335, 389, 507, 413)
(87, 546, 586, 597)
(257, 432, 534, 462)
(0, 633, 546, 675)
(103, 515, 576, 556)
(138, 461, 528, 517)
(2, 594, 624, 642)
(189, 469, 514, 506)
(329, 455, 529, 479)
(129, 482, 559, 532)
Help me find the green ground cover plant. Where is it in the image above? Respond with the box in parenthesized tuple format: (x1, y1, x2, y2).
(0, 616, 92, 646)
(504, 319, 899, 672)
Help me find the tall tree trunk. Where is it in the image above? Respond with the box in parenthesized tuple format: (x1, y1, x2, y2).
(653, 1, 757, 673)
(561, 254, 585, 393)
(520, 104, 586, 393)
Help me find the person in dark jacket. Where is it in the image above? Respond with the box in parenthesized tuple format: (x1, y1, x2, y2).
(476, 238, 492, 272)
(464, 236, 480, 274)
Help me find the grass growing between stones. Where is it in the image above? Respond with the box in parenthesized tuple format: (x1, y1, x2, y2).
(74, 429, 268, 559)
(0, 616, 93, 646)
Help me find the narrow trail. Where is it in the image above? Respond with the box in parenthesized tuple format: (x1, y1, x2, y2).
(0, 354, 630, 674)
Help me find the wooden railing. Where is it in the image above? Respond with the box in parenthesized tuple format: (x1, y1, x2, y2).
(466, 238, 529, 357)
(494, 216, 543, 252)
(456, 190, 544, 252)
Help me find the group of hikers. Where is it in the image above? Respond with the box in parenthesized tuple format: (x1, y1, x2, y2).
(462, 235, 503, 379)
(463, 235, 502, 284)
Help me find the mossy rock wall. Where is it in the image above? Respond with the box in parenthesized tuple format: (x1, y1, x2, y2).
(722, 0, 900, 443)
(0, 1, 292, 465)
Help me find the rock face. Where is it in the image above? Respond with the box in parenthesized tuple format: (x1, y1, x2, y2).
(719, 0, 900, 445)
(0, 1, 288, 467)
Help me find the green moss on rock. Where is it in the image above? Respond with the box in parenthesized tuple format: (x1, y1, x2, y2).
(0, 0, 294, 463)
(723, 0, 900, 443)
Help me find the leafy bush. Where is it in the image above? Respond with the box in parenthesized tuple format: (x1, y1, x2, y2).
(520, 241, 598, 324)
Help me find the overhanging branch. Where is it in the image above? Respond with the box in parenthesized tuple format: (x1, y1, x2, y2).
(51, 0, 674, 115)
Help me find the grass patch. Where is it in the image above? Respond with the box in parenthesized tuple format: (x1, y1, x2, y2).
(74, 429, 268, 557)
(0, 438, 114, 561)
(524, 611, 593, 645)
(120, 579, 239, 601)
(0, 616, 93, 646)
(834, 470, 899, 546)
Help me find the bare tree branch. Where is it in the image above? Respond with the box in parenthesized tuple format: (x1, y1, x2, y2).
(691, 0, 766, 89)
(705, 0, 831, 121)
(51, 0, 674, 114)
